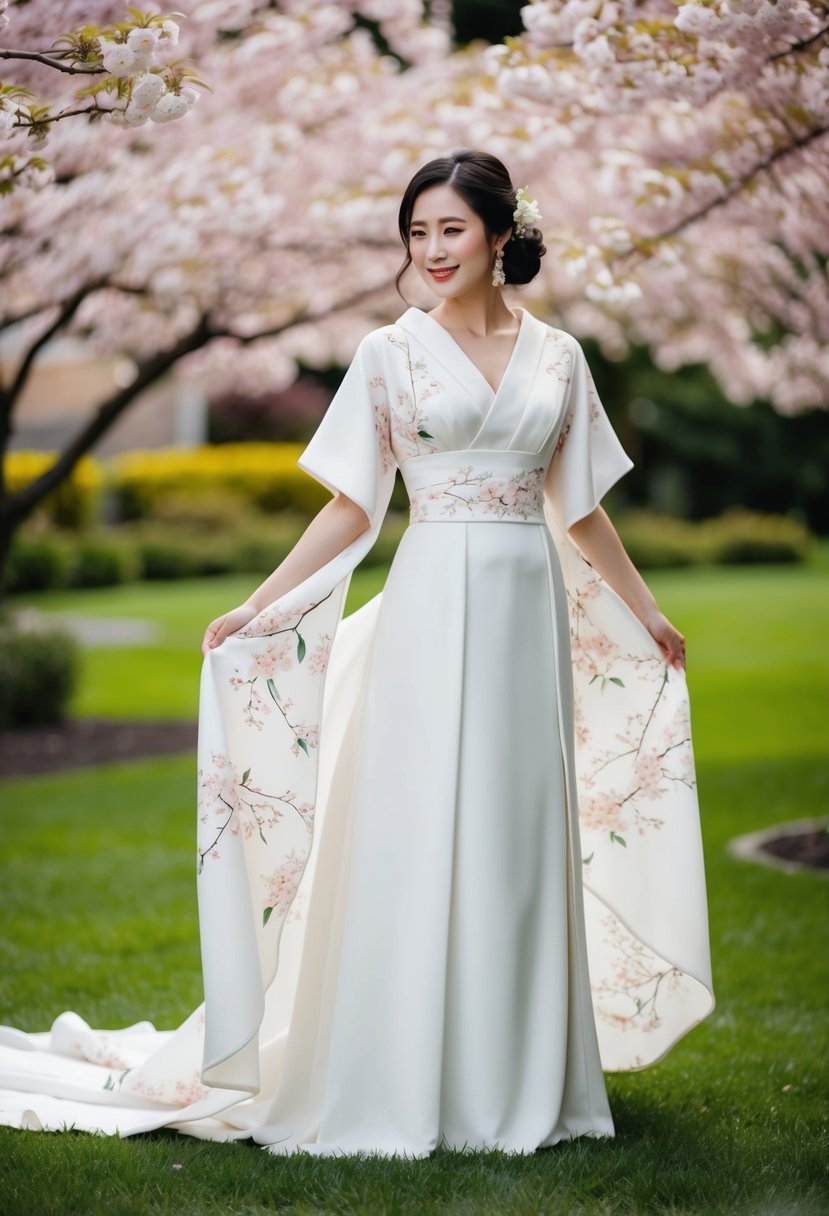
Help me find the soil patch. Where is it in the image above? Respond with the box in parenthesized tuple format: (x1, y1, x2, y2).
(0, 719, 197, 779)
(729, 818, 829, 877)
(760, 828, 829, 871)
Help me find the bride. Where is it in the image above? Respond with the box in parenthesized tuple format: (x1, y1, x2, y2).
(0, 149, 713, 1157)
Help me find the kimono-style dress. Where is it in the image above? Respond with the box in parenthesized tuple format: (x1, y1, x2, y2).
(0, 306, 714, 1157)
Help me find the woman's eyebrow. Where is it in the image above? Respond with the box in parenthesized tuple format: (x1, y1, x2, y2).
(410, 216, 468, 226)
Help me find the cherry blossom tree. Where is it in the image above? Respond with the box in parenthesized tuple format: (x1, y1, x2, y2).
(0, 0, 451, 588)
(482, 0, 829, 412)
(0, 4, 205, 193)
(1, 0, 826, 594)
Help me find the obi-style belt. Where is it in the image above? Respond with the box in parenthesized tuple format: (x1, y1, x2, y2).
(400, 450, 547, 525)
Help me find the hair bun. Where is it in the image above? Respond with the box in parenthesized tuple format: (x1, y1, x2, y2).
(503, 227, 545, 286)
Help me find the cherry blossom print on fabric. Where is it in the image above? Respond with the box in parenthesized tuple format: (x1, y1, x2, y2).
(384, 331, 444, 462)
(409, 465, 546, 522)
(567, 563, 695, 856)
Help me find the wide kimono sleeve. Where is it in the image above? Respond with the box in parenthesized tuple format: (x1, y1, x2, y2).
(190, 331, 398, 1106)
(544, 337, 634, 533)
(296, 334, 393, 524)
(543, 335, 714, 1073)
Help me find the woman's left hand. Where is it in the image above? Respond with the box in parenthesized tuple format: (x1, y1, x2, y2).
(643, 609, 686, 671)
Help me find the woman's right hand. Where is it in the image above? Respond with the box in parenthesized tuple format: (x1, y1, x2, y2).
(201, 601, 260, 657)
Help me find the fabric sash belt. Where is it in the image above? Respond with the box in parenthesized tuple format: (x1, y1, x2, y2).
(400, 449, 547, 525)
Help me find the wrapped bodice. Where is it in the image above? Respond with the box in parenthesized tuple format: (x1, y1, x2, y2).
(400, 451, 547, 525)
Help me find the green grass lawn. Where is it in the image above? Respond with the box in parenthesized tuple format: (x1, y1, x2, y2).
(1, 557, 827, 1215)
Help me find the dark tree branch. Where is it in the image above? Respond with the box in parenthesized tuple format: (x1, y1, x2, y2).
(0, 280, 105, 416)
(0, 48, 105, 75)
(13, 105, 118, 127)
(614, 122, 829, 261)
(1, 275, 394, 527)
(2, 313, 214, 524)
(769, 22, 829, 61)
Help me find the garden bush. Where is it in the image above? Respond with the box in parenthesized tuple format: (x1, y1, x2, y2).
(110, 444, 326, 521)
(615, 511, 700, 569)
(67, 536, 141, 589)
(613, 508, 814, 569)
(6, 533, 69, 593)
(3, 451, 102, 530)
(698, 507, 813, 564)
(0, 623, 80, 729)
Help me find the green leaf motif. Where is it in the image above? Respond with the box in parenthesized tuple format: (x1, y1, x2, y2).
(103, 1074, 115, 1091)
(297, 633, 306, 663)
(418, 428, 434, 439)
(609, 676, 625, 687)
(582, 852, 594, 865)
(241, 767, 251, 785)
(610, 831, 627, 847)
(266, 678, 280, 704)
(296, 737, 309, 756)
(259, 826, 267, 845)
(589, 673, 600, 685)
(263, 906, 273, 926)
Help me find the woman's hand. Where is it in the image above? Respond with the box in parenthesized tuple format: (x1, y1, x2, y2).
(643, 608, 686, 671)
(201, 601, 260, 657)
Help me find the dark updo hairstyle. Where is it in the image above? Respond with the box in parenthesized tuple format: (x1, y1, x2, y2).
(396, 148, 545, 296)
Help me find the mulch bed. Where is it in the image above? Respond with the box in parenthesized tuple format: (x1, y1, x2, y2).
(0, 719, 198, 779)
(760, 828, 829, 871)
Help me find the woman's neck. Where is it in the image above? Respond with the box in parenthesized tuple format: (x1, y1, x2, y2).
(429, 289, 519, 336)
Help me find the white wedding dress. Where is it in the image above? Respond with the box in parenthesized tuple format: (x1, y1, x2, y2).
(0, 307, 714, 1156)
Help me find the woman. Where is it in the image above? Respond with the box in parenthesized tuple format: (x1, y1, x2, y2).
(0, 150, 713, 1156)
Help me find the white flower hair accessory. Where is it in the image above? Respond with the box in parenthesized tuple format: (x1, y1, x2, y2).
(512, 187, 542, 239)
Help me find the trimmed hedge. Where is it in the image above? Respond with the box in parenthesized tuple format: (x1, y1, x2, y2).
(0, 623, 80, 729)
(616, 508, 813, 569)
(698, 508, 813, 564)
(110, 444, 326, 521)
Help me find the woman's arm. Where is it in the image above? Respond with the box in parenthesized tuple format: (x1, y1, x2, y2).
(201, 492, 370, 655)
(567, 505, 686, 670)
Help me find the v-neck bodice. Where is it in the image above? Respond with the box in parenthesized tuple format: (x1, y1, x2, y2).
(407, 307, 528, 398)
(387, 304, 568, 458)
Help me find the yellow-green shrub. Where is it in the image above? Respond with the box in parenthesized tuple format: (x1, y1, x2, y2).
(3, 451, 102, 529)
(614, 508, 814, 568)
(111, 444, 328, 520)
(697, 508, 814, 565)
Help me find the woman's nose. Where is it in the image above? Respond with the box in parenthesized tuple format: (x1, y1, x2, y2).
(427, 236, 445, 261)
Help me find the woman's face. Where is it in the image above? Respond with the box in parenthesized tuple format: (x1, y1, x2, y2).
(407, 183, 501, 298)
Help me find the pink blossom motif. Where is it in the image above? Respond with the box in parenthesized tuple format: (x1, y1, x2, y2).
(197, 754, 240, 872)
(261, 851, 308, 926)
(373, 395, 395, 474)
(249, 636, 294, 680)
(579, 789, 625, 833)
(385, 330, 443, 460)
(593, 914, 682, 1033)
(545, 333, 574, 389)
(290, 724, 320, 758)
(306, 633, 332, 675)
(409, 466, 546, 522)
(555, 416, 573, 452)
(126, 1072, 211, 1107)
(633, 750, 667, 800)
